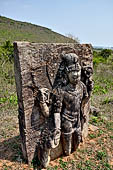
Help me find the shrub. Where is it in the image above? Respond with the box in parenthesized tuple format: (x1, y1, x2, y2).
(99, 49, 112, 59)
(93, 50, 106, 66)
(93, 49, 113, 66)
(0, 40, 14, 62)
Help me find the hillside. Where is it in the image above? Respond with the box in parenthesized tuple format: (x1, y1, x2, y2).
(0, 16, 76, 44)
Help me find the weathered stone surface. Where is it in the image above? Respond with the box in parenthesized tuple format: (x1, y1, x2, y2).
(14, 42, 93, 166)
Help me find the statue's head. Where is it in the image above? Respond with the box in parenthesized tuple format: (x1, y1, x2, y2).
(67, 64, 81, 84)
(62, 53, 81, 84)
(62, 53, 79, 66)
(82, 65, 93, 78)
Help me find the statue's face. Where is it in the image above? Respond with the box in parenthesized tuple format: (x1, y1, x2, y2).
(84, 67, 93, 78)
(67, 64, 81, 84)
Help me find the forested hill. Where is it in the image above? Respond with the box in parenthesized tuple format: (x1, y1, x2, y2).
(0, 16, 76, 43)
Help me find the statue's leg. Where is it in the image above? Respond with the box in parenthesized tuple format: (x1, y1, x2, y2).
(62, 118, 72, 156)
(73, 115, 82, 151)
(73, 128, 82, 151)
(62, 133, 72, 156)
(39, 146, 50, 168)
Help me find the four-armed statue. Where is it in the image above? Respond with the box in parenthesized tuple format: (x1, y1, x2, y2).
(14, 42, 93, 168)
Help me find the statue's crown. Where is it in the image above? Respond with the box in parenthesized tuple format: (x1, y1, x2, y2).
(62, 53, 79, 67)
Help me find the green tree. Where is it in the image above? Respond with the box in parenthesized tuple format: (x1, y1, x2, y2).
(99, 49, 112, 59)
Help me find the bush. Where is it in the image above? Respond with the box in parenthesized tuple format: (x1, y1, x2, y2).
(99, 49, 112, 59)
(93, 50, 105, 66)
(93, 56, 106, 66)
(0, 40, 14, 62)
(93, 49, 113, 66)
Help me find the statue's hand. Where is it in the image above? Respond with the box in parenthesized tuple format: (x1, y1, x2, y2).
(54, 129, 61, 145)
(40, 102, 49, 117)
(37, 88, 50, 103)
(37, 88, 50, 117)
(83, 114, 87, 123)
(49, 129, 61, 149)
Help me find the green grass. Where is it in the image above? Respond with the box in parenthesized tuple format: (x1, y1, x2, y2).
(102, 97, 113, 105)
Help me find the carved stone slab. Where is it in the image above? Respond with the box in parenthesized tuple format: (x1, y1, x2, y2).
(14, 42, 93, 164)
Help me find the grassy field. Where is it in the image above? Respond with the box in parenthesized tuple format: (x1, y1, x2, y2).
(0, 47, 113, 169)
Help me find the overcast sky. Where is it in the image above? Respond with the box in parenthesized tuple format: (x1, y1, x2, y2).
(0, 0, 113, 46)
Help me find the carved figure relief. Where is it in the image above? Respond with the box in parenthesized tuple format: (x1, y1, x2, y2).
(35, 53, 91, 168)
(52, 54, 88, 155)
(14, 42, 93, 169)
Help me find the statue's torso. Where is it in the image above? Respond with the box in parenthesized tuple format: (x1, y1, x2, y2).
(61, 81, 84, 121)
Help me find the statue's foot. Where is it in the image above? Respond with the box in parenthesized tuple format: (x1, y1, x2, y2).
(65, 149, 71, 156)
(42, 155, 50, 168)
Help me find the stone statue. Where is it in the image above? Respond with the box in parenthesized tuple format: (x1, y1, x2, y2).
(81, 64, 93, 97)
(36, 88, 61, 168)
(36, 53, 89, 167)
(52, 53, 88, 156)
(36, 88, 51, 168)
(14, 42, 93, 168)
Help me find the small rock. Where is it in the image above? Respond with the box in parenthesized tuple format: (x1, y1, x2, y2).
(89, 124, 99, 131)
(90, 106, 100, 116)
(102, 116, 108, 121)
